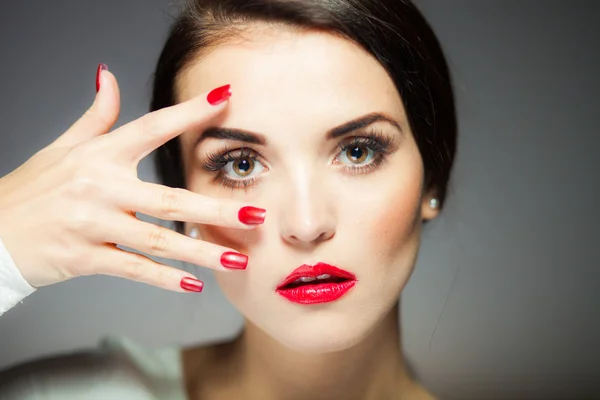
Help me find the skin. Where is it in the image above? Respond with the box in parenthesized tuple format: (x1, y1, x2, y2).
(176, 25, 440, 400)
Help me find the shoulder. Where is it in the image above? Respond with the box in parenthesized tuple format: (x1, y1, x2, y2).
(0, 337, 183, 400)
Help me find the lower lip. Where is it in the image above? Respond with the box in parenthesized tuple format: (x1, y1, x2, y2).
(276, 280, 357, 304)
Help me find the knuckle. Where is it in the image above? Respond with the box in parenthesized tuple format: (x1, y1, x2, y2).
(83, 107, 97, 121)
(201, 196, 223, 222)
(154, 267, 172, 286)
(192, 241, 211, 266)
(67, 175, 101, 199)
(148, 227, 169, 253)
(66, 202, 95, 233)
(84, 106, 111, 128)
(62, 143, 97, 168)
(159, 188, 182, 218)
(215, 200, 227, 223)
(62, 146, 85, 168)
(138, 112, 161, 137)
(122, 255, 146, 280)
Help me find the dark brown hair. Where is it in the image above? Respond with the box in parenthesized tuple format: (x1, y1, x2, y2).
(151, 0, 457, 233)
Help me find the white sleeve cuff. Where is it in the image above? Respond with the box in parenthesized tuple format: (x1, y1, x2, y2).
(0, 236, 36, 316)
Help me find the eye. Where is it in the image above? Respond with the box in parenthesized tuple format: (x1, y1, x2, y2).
(222, 155, 264, 179)
(342, 144, 375, 164)
(339, 144, 374, 165)
(333, 133, 396, 174)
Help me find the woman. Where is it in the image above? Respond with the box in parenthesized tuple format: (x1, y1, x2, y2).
(0, 0, 457, 398)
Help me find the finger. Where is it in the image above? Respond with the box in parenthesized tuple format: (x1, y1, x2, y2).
(51, 65, 121, 148)
(113, 181, 266, 228)
(101, 84, 231, 165)
(97, 244, 204, 293)
(104, 215, 248, 272)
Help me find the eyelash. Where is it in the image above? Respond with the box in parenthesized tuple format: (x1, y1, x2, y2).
(201, 131, 396, 191)
(203, 147, 259, 190)
(336, 133, 395, 175)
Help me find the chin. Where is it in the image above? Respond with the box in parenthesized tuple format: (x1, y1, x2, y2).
(278, 333, 363, 354)
(214, 265, 406, 355)
(253, 307, 379, 354)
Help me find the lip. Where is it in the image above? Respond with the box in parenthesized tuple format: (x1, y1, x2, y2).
(276, 262, 357, 305)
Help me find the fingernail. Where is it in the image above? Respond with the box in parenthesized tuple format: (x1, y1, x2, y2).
(207, 84, 231, 106)
(180, 277, 204, 293)
(238, 206, 266, 225)
(221, 251, 248, 270)
(96, 63, 108, 93)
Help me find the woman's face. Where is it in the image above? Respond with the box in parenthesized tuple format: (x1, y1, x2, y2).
(176, 26, 439, 353)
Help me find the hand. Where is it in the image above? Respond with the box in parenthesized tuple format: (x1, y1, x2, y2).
(0, 66, 264, 293)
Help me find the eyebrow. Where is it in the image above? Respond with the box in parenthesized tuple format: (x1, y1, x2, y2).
(327, 112, 402, 139)
(195, 112, 402, 147)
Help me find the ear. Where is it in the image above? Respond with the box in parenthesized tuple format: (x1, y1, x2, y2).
(421, 187, 441, 221)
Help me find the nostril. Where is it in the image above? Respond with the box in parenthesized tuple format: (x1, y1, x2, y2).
(288, 231, 334, 244)
(280, 213, 336, 245)
(319, 231, 335, 241)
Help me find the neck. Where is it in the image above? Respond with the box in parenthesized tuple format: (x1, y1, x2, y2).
(230, 302, 421, 400)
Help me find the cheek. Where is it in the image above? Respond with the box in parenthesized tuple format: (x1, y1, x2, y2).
(351, 158, 424, 301)
(369, 183, 422, 256)
(360, 162, 424, 260)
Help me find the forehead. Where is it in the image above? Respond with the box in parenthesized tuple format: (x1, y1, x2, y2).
(177, 26, 405, 137)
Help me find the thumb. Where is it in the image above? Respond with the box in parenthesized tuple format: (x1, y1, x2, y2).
(51, 64, 121, 148)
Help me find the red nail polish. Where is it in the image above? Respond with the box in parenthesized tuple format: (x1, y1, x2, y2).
(207, 84, 231, 106)
(238, 206, 266, 225)
(221, 252, 248, 270)
(96, 63, 108, 93)
(180, 277, 204, 292)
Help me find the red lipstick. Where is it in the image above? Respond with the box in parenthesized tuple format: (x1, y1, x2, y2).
(276, 262, 357, 305)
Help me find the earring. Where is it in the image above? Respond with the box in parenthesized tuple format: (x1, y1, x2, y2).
(429, 198, 439, 209)
(189, 227, 199, 239)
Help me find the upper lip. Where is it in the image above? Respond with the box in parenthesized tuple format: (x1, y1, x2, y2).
(276, 262, 356, 289)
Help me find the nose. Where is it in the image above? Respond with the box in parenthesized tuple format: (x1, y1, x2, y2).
(278, 175, 336, 248)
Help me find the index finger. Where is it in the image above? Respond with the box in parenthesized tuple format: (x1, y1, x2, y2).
(115, 181, 267, 229)
(101, 84, 231, 165)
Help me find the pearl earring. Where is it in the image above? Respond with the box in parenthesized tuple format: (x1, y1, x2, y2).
(189, 227, 199, 239)
(429, 198, 439, 209)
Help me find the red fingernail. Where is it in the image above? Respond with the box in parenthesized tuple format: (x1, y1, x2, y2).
(238, 206, 266, 225)
(207, 84, 231, 106)
(221, 252, 248, 270)
(96, 63, 108, 93)
(180, 277, 204, 292)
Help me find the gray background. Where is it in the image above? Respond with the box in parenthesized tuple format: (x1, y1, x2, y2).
(0, 1, 598, 399)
